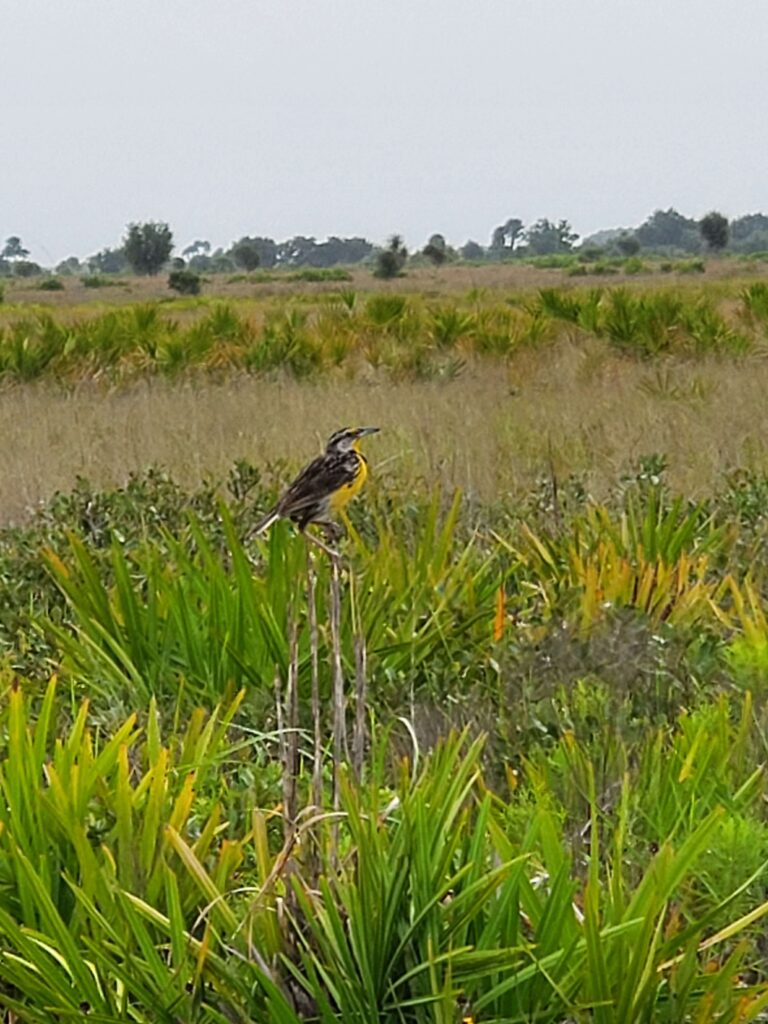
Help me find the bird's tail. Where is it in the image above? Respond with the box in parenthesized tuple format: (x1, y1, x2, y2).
(248, 508, 281, 539)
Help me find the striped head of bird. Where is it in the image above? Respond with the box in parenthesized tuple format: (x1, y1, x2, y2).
(325, 426, 380, 453)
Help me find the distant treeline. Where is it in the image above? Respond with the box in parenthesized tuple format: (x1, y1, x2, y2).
(2, 207, 768, 278)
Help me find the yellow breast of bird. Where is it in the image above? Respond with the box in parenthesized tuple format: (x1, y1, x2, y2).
(329, 453, 368, 511)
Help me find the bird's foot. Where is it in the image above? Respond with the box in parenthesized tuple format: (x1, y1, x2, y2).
(305, 529, 342, 560)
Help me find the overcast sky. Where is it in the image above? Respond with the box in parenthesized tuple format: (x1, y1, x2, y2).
(3, 0, 766, 264)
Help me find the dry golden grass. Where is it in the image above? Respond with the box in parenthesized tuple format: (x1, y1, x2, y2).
(3, 338, 768, 524)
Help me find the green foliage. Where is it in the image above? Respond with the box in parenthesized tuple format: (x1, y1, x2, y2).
(422, 232, 449, 266)
(741, 281, 768, 324)
(123, 221, 174, 276)
(0, 278, 766, 383)
(36, 276, 65, 291)
(87, 245, 129, 274)
(616, 233, 640, 256)
(428, 305, 476, 347)
(374, 235, 408, 279)
(600, 288, 687, 353)
(230, 236, 263, 271)
(526, 252, 579, 268)
(700, 210, 729, 251)
(0, 684, 767, 1021)
(635, 208, 701, 253)
(730, 212, 768, 253)
(167, 268, 202, 295)
(524, 218, 578, 255)
(12, 260, 42, 278)
(364, 293, 408, 326)
(677, 257, 706, 274)
(81, 273, 121, 288)
(509, 481, 727, 636)
(41, 492, 497, 712)
(287, 267, 352, 282)
(2, 235, 29, 261)
(622, 256, 646, 274)
(4, 448, 768, 1014)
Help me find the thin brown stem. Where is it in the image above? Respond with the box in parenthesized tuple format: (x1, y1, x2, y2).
(329, 549, 344, 860)
(353, 632, 367, 783)
(283, 612, 300, 843)
(306, 545, 323, 813)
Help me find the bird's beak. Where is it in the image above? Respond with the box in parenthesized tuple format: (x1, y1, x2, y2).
(357, 426, 380, 436)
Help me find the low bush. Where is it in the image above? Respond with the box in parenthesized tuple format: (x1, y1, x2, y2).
(167, 268, 202, 295)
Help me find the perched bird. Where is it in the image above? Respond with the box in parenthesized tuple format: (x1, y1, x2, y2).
(251, 426, 380, 539)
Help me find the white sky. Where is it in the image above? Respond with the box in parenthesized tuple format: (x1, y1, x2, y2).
(2, 0, 766, 264)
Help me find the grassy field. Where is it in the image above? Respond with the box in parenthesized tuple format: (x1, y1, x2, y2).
(1, 266, 768, 1021)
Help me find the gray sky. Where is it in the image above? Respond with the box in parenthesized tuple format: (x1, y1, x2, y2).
(3, 0, 766, 264)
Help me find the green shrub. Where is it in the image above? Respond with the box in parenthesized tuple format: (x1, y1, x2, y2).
(365, 293, 408, 325)
(374, 235, 408, 279)
(623, 256, 646, 274)
(577, 245, 605, 263)
(37, 277, 65, 291)
(81, 274, 119, 288)
(287, 267, 353, 282)
(526, 253, 578, 269)
(167, 268, 202, 295)
(677, 258, 706, 274)
(590, 260, 620, 275)
(742, 282, 768, 324)
(12, 260, 41, 278)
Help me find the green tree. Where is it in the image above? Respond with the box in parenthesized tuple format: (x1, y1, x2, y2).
(88, 247, 128, 274)
(240, 236, 277, 268)
(635, 208, 700, 252)
(311, 236, 372, 267)
(12, 260, 41, 278)
(374, 235, 408, 279)
(616, 233, 640, 256)
(206, 248, 237, 273)
(730, 212, 768, 252)
(275, 236, 319, 267)
(490, 218, 524, 255)
(56, 256, 82, 275)
(2, 236, 30, 261)
(168, 268, 201, 295)
(123, 221, 174, 276)
(423, 233, 448, 266)
(230, 237, 262, 271)
(182, 239, 210, 260)
(699, 211, 729, 251)
(524, 218, 578, 255)
(460, 240, 484, 261)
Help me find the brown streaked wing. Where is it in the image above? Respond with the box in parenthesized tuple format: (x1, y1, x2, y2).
(276, 452, 360, 517)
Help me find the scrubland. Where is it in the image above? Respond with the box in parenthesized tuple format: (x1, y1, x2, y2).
(1, 265, 768, 1021)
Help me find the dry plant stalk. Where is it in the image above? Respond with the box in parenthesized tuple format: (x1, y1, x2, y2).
(283, 610, 300, 840)
(274, 668, 284, 770)
(306, 548, 323, 811)
(329, 550, 345, 859)
(353, 633, 367, 782)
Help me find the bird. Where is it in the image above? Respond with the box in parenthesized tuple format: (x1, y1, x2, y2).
(251, 426, 380, 541)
